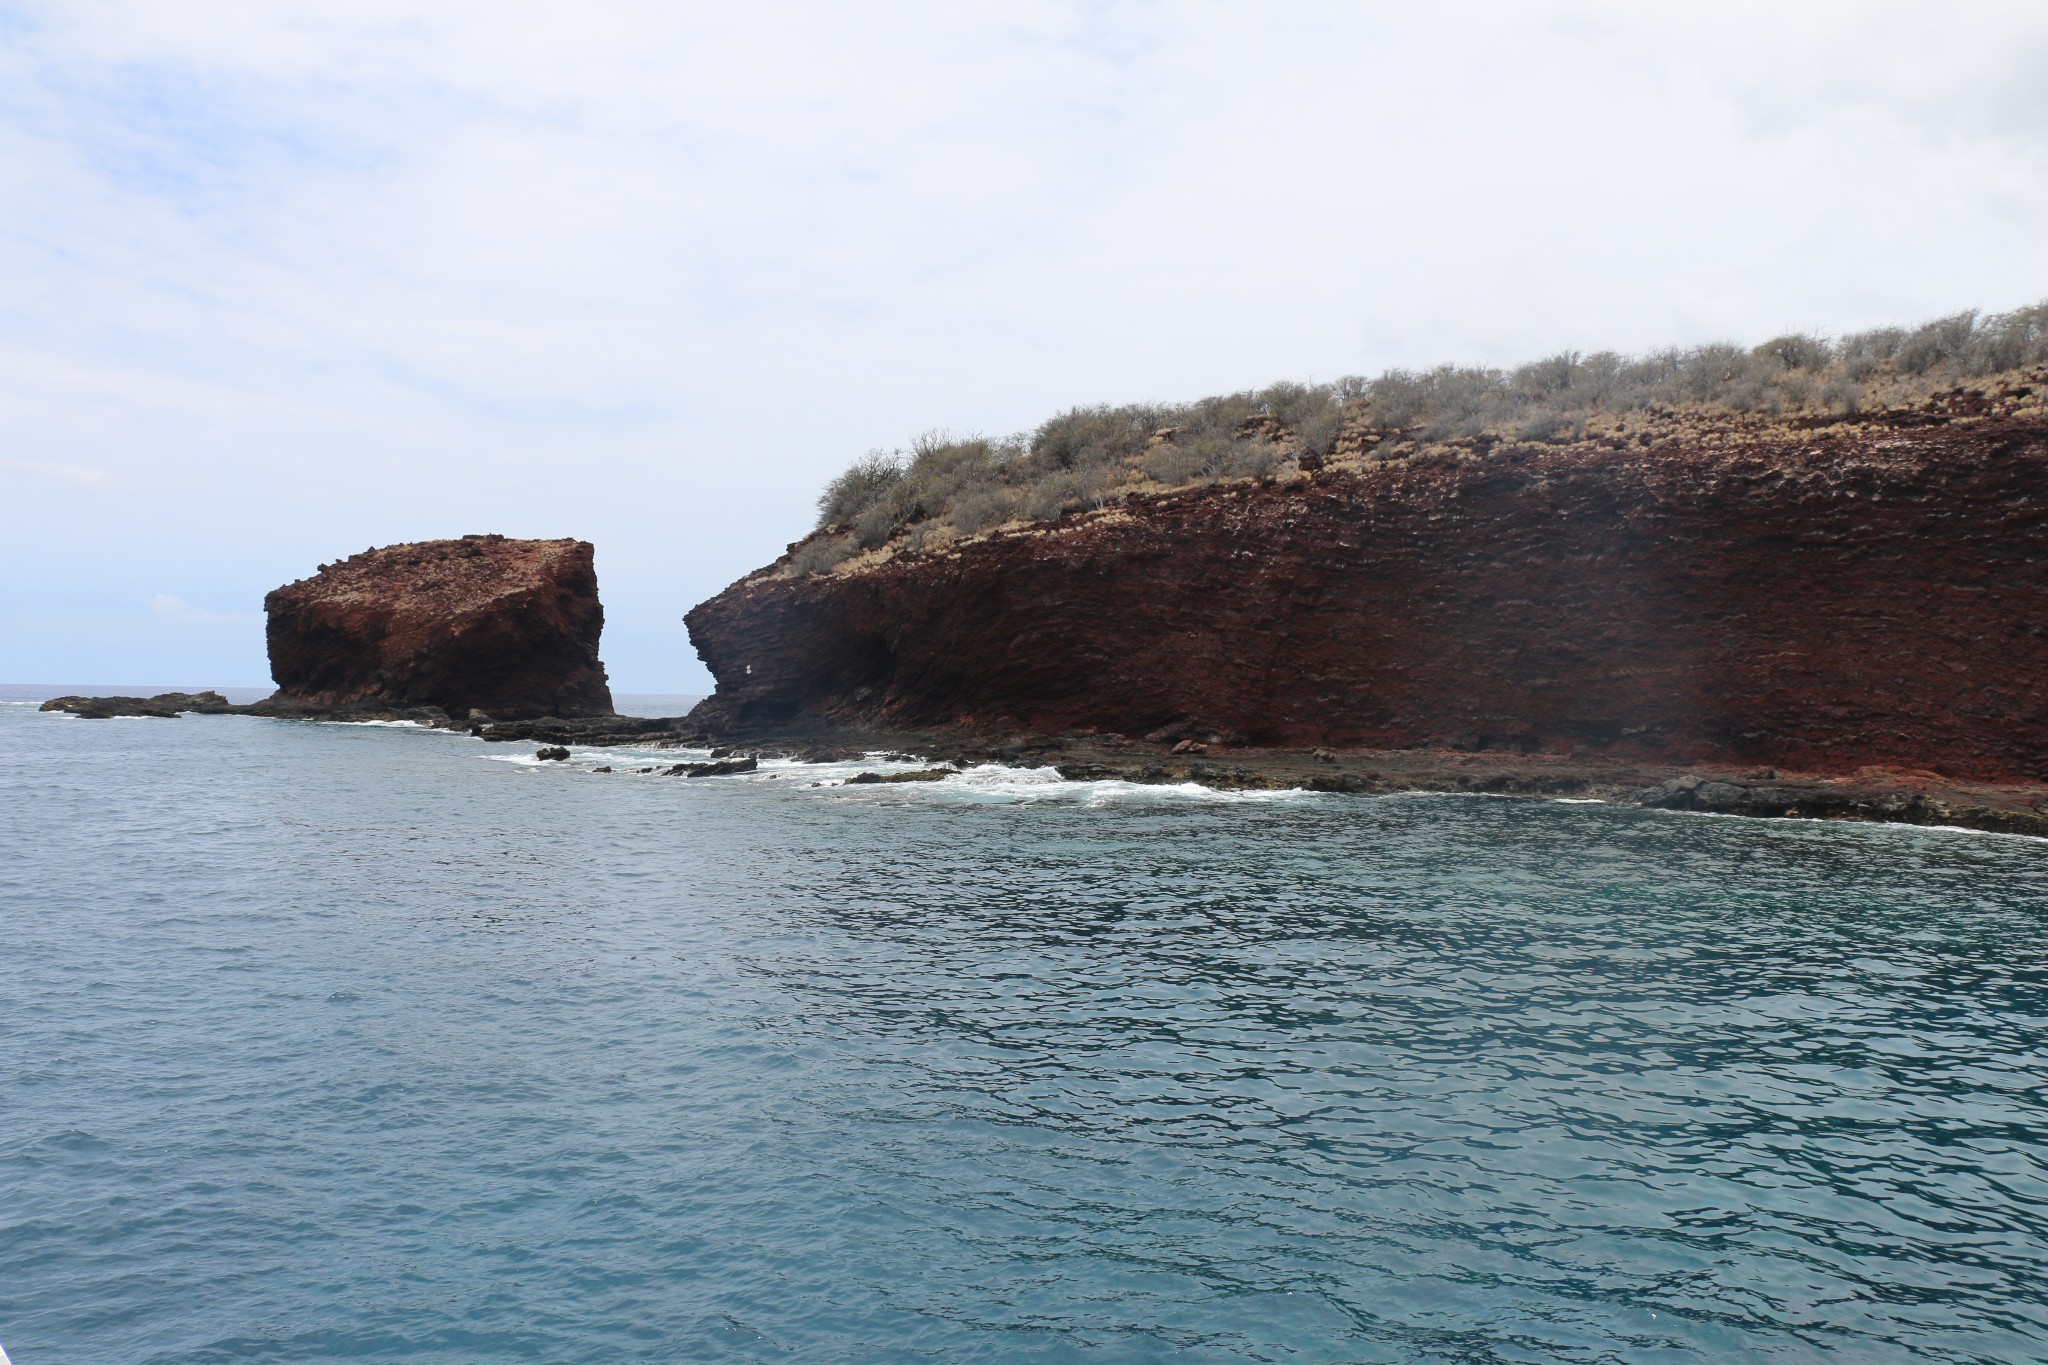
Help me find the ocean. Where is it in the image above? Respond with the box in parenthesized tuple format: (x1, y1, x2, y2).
(3, 698, 2046, 1363)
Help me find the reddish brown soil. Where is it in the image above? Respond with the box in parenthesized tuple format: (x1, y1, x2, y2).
(262, 534, 614, 719)
(686, 414, 2048, 785)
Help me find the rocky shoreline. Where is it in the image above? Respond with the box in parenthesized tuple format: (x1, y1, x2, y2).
(767, 728, 2048, 838)
(43, 692, 2045, 837)
(40, 693, 458, 724)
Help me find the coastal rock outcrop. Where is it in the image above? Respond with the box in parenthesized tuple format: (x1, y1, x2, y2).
(684, 411, 2048, 784)
(261, 535, 614, 720)
(41, 691, 235, 719)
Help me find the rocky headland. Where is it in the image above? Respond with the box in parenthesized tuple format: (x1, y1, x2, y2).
(677, 372, 2048, 836)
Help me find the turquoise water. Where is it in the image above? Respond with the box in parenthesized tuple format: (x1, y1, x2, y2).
(3, 702, 2046, 1363)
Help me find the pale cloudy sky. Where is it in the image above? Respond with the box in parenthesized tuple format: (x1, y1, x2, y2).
(3, 1, 2045, 690)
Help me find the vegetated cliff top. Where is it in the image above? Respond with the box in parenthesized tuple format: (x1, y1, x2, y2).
(786, 301, 2048, 579)
(276, 534, 594, 609)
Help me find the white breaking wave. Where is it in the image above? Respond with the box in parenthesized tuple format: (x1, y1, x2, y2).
(475, 744, 1326, 804)
(788, 759, 1324, 805)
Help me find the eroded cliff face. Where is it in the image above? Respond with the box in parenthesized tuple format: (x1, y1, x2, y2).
(264, 535, 614, 719)
(686, 414, 2048, 782)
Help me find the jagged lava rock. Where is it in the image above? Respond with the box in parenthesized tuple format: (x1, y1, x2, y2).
(41, 691, 234, 719)
(263, 535, 614, 719)
(684, 414, 2048, 783)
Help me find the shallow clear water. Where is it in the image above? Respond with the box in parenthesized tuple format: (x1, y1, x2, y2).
(3, 702, 2046, 1363)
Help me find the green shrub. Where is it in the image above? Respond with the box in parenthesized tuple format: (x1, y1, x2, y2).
(1755, 334, 1830, 371)
(816, 450, 904, 527)
(950, 485, 1018, 535)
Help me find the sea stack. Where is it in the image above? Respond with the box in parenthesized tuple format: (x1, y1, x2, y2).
(262, 535, 614, 720)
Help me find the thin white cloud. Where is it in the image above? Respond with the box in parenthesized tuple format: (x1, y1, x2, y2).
(0, 456, 110, 486)
(149, 594, 247, 625)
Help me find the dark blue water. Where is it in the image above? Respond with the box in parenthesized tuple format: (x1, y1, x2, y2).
(4, 703, 2046, 1363)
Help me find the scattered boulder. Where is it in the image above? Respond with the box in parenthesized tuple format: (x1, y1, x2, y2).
(535, 746, 571, 762)
(688, 757, 758, 777)
(843, 768, 953, 784)
(660, 757, 759, 777)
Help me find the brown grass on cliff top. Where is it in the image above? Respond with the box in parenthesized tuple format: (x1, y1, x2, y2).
(792, 301, 2048, 575)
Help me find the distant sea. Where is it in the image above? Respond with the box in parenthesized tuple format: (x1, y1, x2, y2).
(3, 695, 2046, 1362)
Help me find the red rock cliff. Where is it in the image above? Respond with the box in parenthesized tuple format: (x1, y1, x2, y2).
(685, 415, 2048, 781)
(265, 535, 614, 719)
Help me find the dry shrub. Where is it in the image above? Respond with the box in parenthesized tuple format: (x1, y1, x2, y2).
(804, 299, 2048, 549)
(787, 534, 855, 576)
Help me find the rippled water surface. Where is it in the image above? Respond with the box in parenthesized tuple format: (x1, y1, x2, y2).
(4, 702, 2047, 1363)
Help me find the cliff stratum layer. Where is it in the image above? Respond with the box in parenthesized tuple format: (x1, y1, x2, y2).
(263, 535, 614, 719)
(687, 406, 2048, 784)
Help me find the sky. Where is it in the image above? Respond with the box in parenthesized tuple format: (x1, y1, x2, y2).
(3, 2, 2045, 692)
